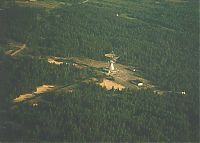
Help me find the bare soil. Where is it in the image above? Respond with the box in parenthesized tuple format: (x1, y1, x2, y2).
(48, 57, 64, 65)
(99, 79, 125, 91)
(14, 85, 56, 103)
(5, 42, 26, 56)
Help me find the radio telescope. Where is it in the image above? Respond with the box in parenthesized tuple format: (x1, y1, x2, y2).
(105, 51, 119, 74)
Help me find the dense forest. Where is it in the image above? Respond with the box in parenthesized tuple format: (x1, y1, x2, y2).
(0, 0, 199, 142)
(0, 55, 92, 103)
(0, 83, 198, 142)
(4, 1, 199, 92)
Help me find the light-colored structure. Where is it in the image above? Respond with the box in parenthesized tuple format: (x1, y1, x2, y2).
(109, 60, 115, 71)
(129, 79, 143, 86)
(105, 51, 119, 74)
(181, 91, 186, 95)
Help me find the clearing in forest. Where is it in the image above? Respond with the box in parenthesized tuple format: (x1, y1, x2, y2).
(57, 56, 157, 91)
(14, 85, 56, 103)
(99, 79, 125, 91)
(48, 57, 64, 65)
(4, 41, 26, 56)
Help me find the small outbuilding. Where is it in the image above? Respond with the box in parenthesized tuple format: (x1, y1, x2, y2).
(129, 79, 143, 86)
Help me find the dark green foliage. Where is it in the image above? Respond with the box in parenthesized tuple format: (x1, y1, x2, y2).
(0, 84, 196, 142)
(4, 1, 199, 92)
(0, 56, 85, 100)
(0, 0, 15, 9)
(0, 0, 199, 142)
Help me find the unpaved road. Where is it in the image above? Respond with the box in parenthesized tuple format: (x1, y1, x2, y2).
(10, 44, 26, 56)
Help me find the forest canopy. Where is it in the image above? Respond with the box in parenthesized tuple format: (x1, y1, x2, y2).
(0, 0, 199, 142)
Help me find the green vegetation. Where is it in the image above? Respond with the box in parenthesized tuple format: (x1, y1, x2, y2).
(5, 0, 199, 91)
(0, 56, 91, 101)
(0, 84, 197, 142)
(0, 0, 199, 142)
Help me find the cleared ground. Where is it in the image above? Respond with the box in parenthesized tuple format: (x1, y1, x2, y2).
(48, 57, 64, 65)
(14, 84, 57, 103)
(68, 57, 156, 89)
(4, 41, 26, 56)
(47, 56, 157, 91)
(99, 79, 125, 91)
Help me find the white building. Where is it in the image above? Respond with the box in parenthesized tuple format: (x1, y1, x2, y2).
(109, 60, 115, 71)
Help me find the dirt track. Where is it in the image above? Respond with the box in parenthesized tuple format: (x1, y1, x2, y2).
(10, 44, 26, 56)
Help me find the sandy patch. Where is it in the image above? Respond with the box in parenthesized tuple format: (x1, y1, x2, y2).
(99, 79, 125, 91)
(14, 93, 34, 102)
(48, 58, 63, 65)
(70, 57, 107, 68)
(5, 50, 13, 55)
(48, 57, 87, 69)
(14, 85, 55, 103)
(34, 85, 55, 94)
